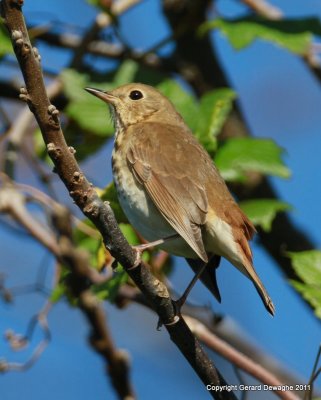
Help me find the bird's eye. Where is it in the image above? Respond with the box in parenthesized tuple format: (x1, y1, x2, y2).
(129, 90, 143, 100)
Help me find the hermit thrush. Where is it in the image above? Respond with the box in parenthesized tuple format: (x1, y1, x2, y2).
(85, 83, 275, 316)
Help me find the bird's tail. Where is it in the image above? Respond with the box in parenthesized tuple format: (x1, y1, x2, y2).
(233, 217, 275, 316)
(235, 253, 275, 316)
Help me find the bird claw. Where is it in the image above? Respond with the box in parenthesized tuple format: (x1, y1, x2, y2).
(126, 246, 142, 271)
(157, 312, 180, 331)
(156, 317, 163, 331)
(172, 297, 184, 316)
(132, 233, 179, 253)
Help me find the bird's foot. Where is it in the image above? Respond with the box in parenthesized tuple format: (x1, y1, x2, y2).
(133, 233, 179, 253)
(172, 295, 187, 317)
(156, 311, 180, 331)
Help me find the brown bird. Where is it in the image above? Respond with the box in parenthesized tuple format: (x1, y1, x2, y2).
(85, 83, 275, 316)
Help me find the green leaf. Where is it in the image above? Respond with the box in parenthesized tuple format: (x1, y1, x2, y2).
(157, 80, 199, 131)
(65, 99, 113, 137)
(33, 127, 52, 163)
(288, 250, 321, 319)
(119, 223, 139, 245)
(118, 222, 149, 262)
(200, 17, 321, 55)
(73, 220, 102, 269)
(114, 60, 139, 85)
(49, 267, 72, 303)
(94, 264, 128, 301)
(86, 0, 101, 6)
(61, 69, 113, 137)
(100, 182, 128, 224)
(239, 199, 291, 232)
(288, 251, 321, 285)
(195, 88, 236, 156)
(0, 20, 12, 58)
(291, 281, 321, 319)
(50, 282, 67, 303)
(214, 137, 291, 181)
(86, 0, 117, 21)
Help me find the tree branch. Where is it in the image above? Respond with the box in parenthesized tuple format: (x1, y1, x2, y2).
(0, 181, 59, 254)
(184, 315, 299, 400)
(1, 301, 52, 372)
(51, 205, 136, 400)
(116, 284, 302, 400)
(0, 192, 136, 398)
(69, 0, 142, 69)
(1, 1, 235, 397)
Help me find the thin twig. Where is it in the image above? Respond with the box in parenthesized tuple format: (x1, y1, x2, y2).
(1, 303, 52, 372)
(304, 345, 321, 400)
(240, 0, 282, 19)
(0, 184, 60, 255)
(1, 79, 63, 178)
(70, 0, 141, 68)
(183, 315, 300, 400)
(51, 205, 135, 400)
(116, 284, 301, 400)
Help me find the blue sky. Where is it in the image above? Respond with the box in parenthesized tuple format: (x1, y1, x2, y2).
(1, 1, 321, 399)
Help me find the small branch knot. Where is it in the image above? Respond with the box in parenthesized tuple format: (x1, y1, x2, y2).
(0, 359, 8, 373)
(11, 29, 23, 46)
(48, 104, 59, 116)
(72, 171, 82, 182)
(83, 199, 100, 217)
(19, 86, 30, 103)
(12, 30, 30, 56)
(47, 142, 62, 160)
(32, 46, 41, 62)
(47, 104, 60, 127)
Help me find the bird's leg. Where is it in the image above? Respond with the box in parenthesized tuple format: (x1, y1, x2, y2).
(174, 255, 221, 315)
(173, 261, 208, 314)
(129, 233, 179, 271)
(156, 261, 209, 330)
(133, 233, 179, 252)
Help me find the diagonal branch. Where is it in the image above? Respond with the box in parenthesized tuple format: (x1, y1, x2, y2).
(0, 190, 136, 398)
(116, 285, 302, 400)
(1, 1, 235, 397)
(69, 0, 142, 69)
(51, 205, 136, 400)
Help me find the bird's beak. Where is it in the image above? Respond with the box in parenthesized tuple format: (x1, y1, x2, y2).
(84, 87, 118, 105)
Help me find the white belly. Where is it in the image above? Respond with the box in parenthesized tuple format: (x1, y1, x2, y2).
(113, 149, 197, 258)
(112, 149, 242, 263)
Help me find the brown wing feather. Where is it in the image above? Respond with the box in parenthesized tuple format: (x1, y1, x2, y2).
(126, 123, 209, 262)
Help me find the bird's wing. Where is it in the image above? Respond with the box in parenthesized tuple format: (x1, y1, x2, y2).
(126, 122, 209, 262)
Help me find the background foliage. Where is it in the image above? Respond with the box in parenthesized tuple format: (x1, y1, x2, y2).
(1, 0, 321, 399)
